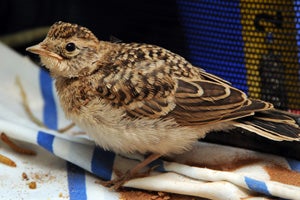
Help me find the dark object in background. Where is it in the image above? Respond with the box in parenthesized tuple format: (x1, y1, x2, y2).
(259, 49, 288, 110)
(205, 129, 300, 161)
(0, 0, 188, 58)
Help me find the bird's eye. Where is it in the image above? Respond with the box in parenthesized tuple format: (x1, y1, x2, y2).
(65, 42, 76, 52)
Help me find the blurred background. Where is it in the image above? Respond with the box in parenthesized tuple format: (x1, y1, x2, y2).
(0, 0, 188, 57)
(1, 0, 300, 158)
(1, 0, 300, 112)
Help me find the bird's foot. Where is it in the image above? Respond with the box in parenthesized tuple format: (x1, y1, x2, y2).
(96, 153, 162, 190)
(96, 169, 151, 190)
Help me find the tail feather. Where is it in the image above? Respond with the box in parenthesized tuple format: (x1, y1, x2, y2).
(253, 110, 299, 126)
(232, 109, 300, 141)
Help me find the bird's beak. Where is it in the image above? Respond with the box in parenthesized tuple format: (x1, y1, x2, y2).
(26, 43, 63, 61)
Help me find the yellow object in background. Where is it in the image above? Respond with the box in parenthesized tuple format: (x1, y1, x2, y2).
(240, 1, 300, 111)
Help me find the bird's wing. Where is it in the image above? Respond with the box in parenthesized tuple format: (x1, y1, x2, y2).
(96, 59, 271, 124)
(96, 58, 300, 141)
(169, 78, 272, 125)
(96, 60, 178, 119)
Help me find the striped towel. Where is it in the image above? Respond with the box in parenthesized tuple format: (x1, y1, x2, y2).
(1, 42, 300, 200)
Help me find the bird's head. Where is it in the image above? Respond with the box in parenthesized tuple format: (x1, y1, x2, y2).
(27, 21, 110, 78)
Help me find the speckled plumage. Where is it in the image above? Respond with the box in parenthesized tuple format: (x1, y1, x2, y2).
(27, 21, 300, 156)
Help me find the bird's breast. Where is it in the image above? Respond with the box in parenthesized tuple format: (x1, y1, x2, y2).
(55, 77, 99, 116)
(54, 77, 206, 155)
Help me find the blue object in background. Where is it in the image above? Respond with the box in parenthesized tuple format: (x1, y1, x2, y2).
(177, 1, 248, 93)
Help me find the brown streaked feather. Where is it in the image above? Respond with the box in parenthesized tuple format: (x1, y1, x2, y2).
(231, 122, 292, 141)
(232, 109, 300, 141)
(170, 78, 252, 125)
(96, 59, 177, 119)
(175, 80, 247, 110)
(253, 110, 299, 126)
(171, 100, 273, 126)
(95, 50, 274, 127)
(232, 121, 299, 141)
(219, 100, 272, 122)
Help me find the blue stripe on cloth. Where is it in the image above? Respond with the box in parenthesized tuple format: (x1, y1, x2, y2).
(286, 158, 300, 172)
(39, 68, 57, 130)
(67, 162, 87, 200)
(91, 147, 115, 181)
(37, 131, 55, 153)
(244, 176, 271, 196)
(38, 69, 57, 153)
(38, 68, 87, 200)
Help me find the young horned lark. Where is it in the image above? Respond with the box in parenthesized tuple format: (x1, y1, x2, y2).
(27, 21, 300, 188)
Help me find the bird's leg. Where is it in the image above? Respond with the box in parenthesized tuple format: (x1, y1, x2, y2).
(99, 153, 161, 190)
(128, 153, 161, 175)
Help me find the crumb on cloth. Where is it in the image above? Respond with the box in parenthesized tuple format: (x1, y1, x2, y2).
(119, 189, 208, 200)
(28, 181, 37, 189)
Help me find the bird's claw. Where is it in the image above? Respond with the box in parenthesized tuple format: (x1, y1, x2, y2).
(96, 168, 153, 190)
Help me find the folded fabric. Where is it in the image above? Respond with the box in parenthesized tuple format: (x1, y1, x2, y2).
(1, 42, 300, 200)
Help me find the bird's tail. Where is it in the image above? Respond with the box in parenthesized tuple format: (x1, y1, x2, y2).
(232, 109, 300, 141)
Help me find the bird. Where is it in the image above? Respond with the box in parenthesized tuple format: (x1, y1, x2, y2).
(26, 21, 300, 188)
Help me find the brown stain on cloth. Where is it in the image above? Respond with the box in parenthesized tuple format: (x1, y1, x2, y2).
(264, 165, 300, 187)
(119, 189, 208, 200)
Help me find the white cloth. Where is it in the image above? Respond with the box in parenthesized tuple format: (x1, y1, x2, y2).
(1, 42, 300, 200)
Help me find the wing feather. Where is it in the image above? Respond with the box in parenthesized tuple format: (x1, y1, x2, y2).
(94, 54, 300, 141)
(96, 59, 272, 126)
(93, 44, 300, 142)
(170, 78, 257, 125)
